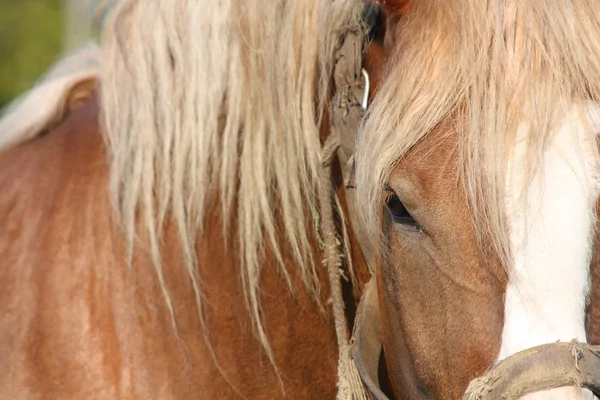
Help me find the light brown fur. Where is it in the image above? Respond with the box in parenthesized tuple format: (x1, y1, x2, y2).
(0, 93, 371, 398)
(376, 124, 507, 399)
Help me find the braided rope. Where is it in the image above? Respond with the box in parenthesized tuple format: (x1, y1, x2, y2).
(319, 135, 370, 400)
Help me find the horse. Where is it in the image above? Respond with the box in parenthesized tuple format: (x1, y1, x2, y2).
(353, 0, 600, 399)
(0, 1, 388, 398)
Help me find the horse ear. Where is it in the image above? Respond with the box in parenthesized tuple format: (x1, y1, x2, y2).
(376, 0, 415, 19)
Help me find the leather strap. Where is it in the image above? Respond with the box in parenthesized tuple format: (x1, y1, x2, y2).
(350, 278, 390, 400)
(464, 341, 600, 399)
(331, 27, 367, 190)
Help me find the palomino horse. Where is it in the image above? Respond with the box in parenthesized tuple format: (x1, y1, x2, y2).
(354, 0, 600, 399)
(0, 1, 387, 398)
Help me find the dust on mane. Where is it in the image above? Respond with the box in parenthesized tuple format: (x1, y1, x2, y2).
(356, 0, 600, 266)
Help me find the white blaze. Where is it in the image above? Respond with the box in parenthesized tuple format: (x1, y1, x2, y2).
(500, 104, 600, 399)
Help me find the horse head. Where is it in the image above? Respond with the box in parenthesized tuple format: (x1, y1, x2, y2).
(356, 1, 600, 399)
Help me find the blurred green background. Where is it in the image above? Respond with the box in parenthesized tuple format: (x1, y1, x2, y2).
(0, 0, 93, 109)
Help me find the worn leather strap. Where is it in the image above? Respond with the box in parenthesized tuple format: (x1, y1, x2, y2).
(350, 278, 389, 400)
(331, 27, 366, 190)
(330, 19, 379, 271)
(464, 341, 600, 399)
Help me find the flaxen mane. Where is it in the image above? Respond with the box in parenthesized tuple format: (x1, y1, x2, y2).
(356, 0, 600, 266)
(99, 0, 366, 364)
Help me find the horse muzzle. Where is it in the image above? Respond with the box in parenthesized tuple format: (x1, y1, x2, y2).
(351, 278, 600, 400)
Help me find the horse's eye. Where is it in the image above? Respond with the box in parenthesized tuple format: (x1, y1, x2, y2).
(384, 189, 418, 228)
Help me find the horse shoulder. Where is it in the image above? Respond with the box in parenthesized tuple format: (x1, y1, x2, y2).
(0, 96, 339, 399)
(0, 96, 131, 398)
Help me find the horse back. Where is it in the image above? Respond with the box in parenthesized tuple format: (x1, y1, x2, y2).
(0, 96, 339, 399)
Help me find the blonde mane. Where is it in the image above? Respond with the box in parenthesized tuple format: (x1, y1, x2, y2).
(356, 0, 600, 265)
(99, 0, 365, 364)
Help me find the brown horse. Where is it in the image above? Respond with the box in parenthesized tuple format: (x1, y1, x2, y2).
(355, 0, 600, 399)
(0, 1, 385, 398)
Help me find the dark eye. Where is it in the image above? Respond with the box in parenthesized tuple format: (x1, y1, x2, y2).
(384, 189, 419, 228)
